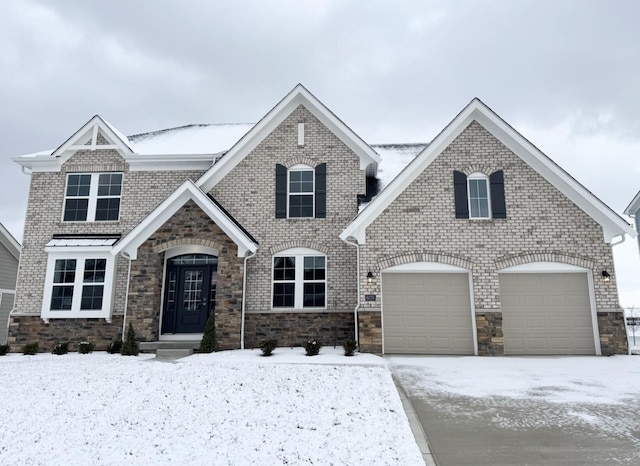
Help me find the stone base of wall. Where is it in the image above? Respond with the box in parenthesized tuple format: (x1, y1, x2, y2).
(597, 311, 628, 355)
(476, 311, 504, 356)
(244, 312, 354, 349)
(7, 315, 124, 353)
(358, 311, 382, 354)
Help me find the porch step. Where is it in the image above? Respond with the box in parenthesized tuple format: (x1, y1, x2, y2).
(155, 348, 193, 360)
(140, 340, 201, 351)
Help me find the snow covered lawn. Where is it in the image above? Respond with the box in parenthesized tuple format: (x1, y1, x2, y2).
(0, 349, 423, 465)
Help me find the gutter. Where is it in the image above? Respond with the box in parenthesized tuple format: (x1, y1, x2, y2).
(241, 250, 257, 349)
(342, 237, 361, 348)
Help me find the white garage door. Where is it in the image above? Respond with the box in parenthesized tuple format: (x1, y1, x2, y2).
(382, 273, 474, 354)
(499, 273, 596, 355)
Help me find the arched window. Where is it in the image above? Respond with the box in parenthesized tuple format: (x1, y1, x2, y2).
(272, 247, 326, 309)
(288, 164, 315, 218)
(275, 163, 326, 219)
(467, 172, 491, 219)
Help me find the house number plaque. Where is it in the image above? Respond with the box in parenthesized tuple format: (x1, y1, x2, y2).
(364, 294, 376, 302)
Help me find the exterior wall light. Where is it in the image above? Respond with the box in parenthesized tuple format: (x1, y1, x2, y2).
(602, 270, 610, 283)
(367, 271, 374, 283)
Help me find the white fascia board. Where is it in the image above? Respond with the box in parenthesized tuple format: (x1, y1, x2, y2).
(197, 84, 380, 192)
(624, 190, 640, 216)
(13, 155, 59, 172)
(126, 153, 217, 172)
(340, 98, 635, 244)
(112, 180, 257, 259)
(44, 245, 114, 254)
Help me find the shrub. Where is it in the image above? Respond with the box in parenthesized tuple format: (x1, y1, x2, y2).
(121, 322, 139, 356)
(343, 339, 357, 356)
(107, 339, 123, 354)
(0, 344, 9, 356)
(78, 341, 94, 354)
(52, 342, 69, 355)
(303, 339, 321, 356)
(258, 339, 277, 356)
(199, 313, 217, 353)
(23, 342, 38, 355)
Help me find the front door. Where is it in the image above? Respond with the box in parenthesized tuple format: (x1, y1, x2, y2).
(162, 254, 218, 334)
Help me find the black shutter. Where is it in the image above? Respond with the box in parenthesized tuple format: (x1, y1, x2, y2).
(453, 171, 469, 219)
(490, 170, 507, 219)
(275, 164, 287, 218)
(315, 163, 326, 218)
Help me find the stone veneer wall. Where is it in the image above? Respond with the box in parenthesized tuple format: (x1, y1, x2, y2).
(244, 312, 354, 349)
(9, 137, 205, 350)
(359, 121, 626, 355)
(126, 200, 244, 349)
(212, 105, 363, 345)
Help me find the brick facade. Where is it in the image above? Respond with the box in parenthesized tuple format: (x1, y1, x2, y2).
(359, 120, 627, 354)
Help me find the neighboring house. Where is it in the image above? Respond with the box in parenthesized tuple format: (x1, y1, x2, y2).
(624, 190, 640, 253)
(8, 85, 635, 356)
(0, 222, 20, 343)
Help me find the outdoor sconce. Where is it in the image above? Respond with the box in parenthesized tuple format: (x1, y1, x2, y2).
(602, 270, 610, 283)
(367, 271, 374, 284)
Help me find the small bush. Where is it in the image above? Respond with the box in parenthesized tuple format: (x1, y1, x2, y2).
(303, 339, 321, 356)
(121, 322, 139, 356)
(0, 344, 10, 356)
(199, 313, 217, 353)
(78, 341, 94, 354)
(343, 339, 357, 356)
(258, 339, 278, 356)
(23, 342, 38, 355)
(52, 342, 69, 355)
(107, 339, 123, 354)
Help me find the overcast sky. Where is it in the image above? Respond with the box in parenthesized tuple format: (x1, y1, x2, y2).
(1, 0, 639, 305)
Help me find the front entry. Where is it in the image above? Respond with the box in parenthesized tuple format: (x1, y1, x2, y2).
(162, 254, 218, 334)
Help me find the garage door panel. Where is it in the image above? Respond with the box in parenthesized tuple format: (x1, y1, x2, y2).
(500, 273, 595, 355)
(382, 272, 473, 354)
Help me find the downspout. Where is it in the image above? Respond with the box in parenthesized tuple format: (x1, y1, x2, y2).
(342, 237, 361, 348)
(241, 250, 257, 350)
(120, 251, 132, 341)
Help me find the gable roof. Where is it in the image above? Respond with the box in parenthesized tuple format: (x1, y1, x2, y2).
(340, 98, 636, 244)
(197, 84, 381, 192)
(52, 115, 135, 159)
(624, 190, 640, 217)
(112, 180, 258, 259)
(0, 223, 20, 260)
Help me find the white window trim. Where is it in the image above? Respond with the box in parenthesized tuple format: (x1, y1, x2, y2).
(287, 164, 314, 218)
(41, 249, 116, 322)
(272, 247, 326, 310)
(467, 172, 491, 219)
(63, 173, 123, 223)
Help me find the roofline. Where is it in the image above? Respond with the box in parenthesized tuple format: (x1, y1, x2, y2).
(51, 115, 134, 158)
(0, 223, 21, 259)
(341, 98, 635, 244)
(197, 84, 381, 192)
(624, 190, 640, 216)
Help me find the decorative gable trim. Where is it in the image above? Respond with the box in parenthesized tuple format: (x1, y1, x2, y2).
(112, 180, 258, 259)
(196, 84, 381, 192)
(0, 223, 20, 260)
(52, 115, 134, 161)
(340, 98, 635, 244)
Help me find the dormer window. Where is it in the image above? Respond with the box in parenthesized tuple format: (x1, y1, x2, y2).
(63, 173, 123, 222)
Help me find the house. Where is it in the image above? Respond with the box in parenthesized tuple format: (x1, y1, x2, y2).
(624, 190, 640, 254)
(8, 85, 635, 355)
(0, 222, 20, 344)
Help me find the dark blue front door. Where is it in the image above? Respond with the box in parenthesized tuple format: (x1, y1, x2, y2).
(162, 255, 217, 334)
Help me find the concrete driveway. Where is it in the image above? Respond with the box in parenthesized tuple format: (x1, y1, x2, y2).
(387, 356, 640, 466)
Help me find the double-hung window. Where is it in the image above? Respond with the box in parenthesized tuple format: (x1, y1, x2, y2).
(288, 165, 314, 218)
(467, 173, 491, 219)
(272, 248, 326, 309)
(275, 163, 326, 219)
(42, 250, 116, 321)
(453, 170, 506, 219)
(64, 173, 123, 222)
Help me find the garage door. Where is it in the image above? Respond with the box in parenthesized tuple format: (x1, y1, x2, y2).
(382, 273, 474, 354)
(499, 273, 596, 355)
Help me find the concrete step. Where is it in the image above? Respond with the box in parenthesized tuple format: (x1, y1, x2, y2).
(140, 340, 201, 351)
(155, 348, 194, 359)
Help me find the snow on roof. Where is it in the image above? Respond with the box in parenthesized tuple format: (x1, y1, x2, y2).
(46, 238, 119, 247)
(128, 124, 255, 155)
(372, 143, 427, 189)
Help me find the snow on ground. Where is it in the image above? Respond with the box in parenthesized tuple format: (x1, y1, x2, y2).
(0, 348, 422, 465)
(388, 355, 640, 445)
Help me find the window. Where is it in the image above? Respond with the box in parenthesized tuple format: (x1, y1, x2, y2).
(42, 252, 115, 320)
(467, 173, 490, 219)
(64, 173, 123, 222)
(272, 248, 326, 309)
(275, 163, 326, 219)
(453, 170, 506, 219)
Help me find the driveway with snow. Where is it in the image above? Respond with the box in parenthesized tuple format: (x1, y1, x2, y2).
(0, 349, 423, 465)
(388, 356, 640, 465)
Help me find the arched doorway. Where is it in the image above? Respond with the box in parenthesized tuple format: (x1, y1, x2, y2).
(161, 254, 218, 334)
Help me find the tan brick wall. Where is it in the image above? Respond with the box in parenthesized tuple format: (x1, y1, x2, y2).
(360, 120, 625, 353)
